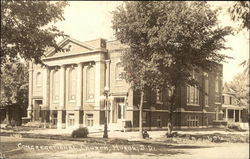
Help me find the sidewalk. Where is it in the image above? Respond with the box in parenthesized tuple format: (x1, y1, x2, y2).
(0, 126, 248, 142)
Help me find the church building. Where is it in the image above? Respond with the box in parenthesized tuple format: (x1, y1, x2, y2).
(27, 37, 224, 130)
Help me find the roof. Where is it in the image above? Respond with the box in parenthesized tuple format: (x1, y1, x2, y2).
(223, 82, 236, 95)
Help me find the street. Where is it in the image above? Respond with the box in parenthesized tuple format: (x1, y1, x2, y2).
(0, 136, 248, 159)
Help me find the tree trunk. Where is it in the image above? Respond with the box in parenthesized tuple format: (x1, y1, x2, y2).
(168, 86, 177, 135)
(5, 106, 10, 124)
(139, 91, 144, 139)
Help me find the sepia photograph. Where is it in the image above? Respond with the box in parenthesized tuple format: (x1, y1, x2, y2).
(0, 1, 249, 159)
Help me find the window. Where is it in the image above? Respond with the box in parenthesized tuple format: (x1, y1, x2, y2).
(52, 70, 59, 103)
(36, 72, 42, 87)
(86, 114, 93, 127)
(68, 114, 75, 127)
(156, 89, 163, 103)
(229, 96, 232, 105)
(215, 74, 222, 103)
(204, 73, 209, 106)
(187, 70, 199, 105)
(187, 85, 199, 105)
(167, 88, 172, 106)
(222, 96, 225, 104)
(187, 115, 199, 127)
(87, 66, 95, 101)
(68, 67, 76, 101)
(115, 62, 123, 80)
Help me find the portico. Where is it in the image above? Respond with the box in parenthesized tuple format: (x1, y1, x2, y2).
(222, 106, 243, 123)
(26, 37, 133, 129)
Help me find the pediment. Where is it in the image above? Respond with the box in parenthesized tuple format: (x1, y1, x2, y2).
(45, 37, 96, 58)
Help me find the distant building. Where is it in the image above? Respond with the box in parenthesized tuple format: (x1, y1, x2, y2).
(27, 37, 224, 130)
(222, 83, 248, 123)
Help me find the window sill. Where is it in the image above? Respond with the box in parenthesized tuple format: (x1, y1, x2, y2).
(86, 100, 94, 103)
(215, 102, 221, 105)
(205, 105, 209, 107)
(114, 85, 123, 87)
(156, 102, 163, 104)
(187, 103, 200, 106)
(115, 79, 123, 81)
(52, 101, 59, 104)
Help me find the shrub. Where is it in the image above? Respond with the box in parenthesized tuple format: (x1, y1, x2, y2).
(71, 127, 89, 138)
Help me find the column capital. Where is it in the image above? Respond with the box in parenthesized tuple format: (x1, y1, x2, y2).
(59, 64, 66, 68)
(95, 60, 105, 63)
(77, 62, 83, 65)
(42, 64, 49, 69)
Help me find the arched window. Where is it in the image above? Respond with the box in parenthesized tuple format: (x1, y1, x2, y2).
(52, 70, 59, 103)
(68, 67, 76, 101)
(36, 72, 42, 87)
(87, 66, 95, 101)
(115, 62, 123, 80)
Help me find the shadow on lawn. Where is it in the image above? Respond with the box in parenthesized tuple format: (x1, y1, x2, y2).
(93, 143, 212, 156)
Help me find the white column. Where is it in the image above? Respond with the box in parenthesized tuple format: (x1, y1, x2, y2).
(27, 61, 33, 118)
(76, 63, 83, 109)
(82, 65, 86, 127)
(225, 108, 228, 121)
(58, 65, 65, 129)
(75, 63, 83, 128)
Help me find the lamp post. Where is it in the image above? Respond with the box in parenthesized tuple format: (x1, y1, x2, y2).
(101, 86, 111, 138)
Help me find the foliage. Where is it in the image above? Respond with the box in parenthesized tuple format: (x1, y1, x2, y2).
(228, 1, 250, 31)
(228, 2, 249, 74)
(1, 1, 68, 66)
(0, 61, 29, 109)
(71, 127, 89, 138)
(227, 71, 249, 107)
(112, 1, 232, 133)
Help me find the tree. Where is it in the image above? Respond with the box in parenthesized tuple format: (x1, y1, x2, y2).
(120, 49, 159, 138)
(112, 1, 232, 135)
(228, 1, 250, 31)
(228, 1, 249, 75)
(227, 72, 249, 107)
(0, 61, 29, 125)
(1, 1, 68, 67)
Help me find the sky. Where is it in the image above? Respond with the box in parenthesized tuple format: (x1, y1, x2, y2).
(54, 1, 249, 83)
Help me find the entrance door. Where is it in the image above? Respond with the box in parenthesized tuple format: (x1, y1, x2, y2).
(34, 100, 42, 121)
(117, 103, 125, 124)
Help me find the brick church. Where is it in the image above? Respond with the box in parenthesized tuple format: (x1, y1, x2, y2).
(27, 37, 224, 130)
